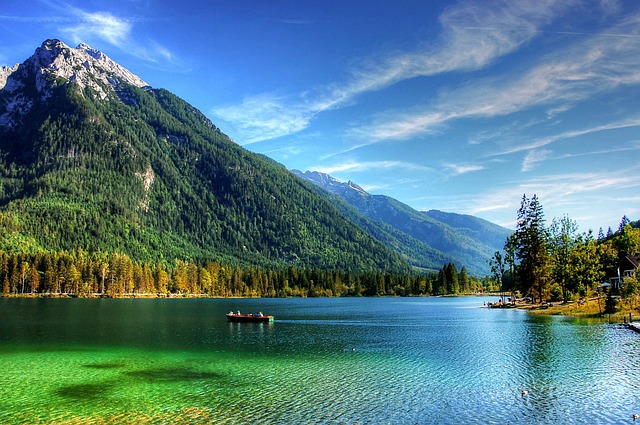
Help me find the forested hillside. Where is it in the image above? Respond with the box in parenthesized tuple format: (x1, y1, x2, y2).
(0, 40, 409, 274)
(293, 170, 512, 275)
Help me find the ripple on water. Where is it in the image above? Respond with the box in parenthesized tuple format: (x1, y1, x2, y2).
(4, 298, 640, 424)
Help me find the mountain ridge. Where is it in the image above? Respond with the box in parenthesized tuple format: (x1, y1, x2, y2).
(0, 39, 409, 273)
(292, 170, 512, 275)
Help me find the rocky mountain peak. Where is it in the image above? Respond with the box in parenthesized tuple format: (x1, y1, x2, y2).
(31, 39, 148, 95)
(76, 43, 105, 60)
(0, 64, 19, 90)
(293, 170, 369, 199)
(0, 39, 149, 129)
(346, 180, 367, 196)
(294, 170, 342, 187)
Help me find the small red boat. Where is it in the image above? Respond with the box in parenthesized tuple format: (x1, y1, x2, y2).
(226, 312, 274, 323)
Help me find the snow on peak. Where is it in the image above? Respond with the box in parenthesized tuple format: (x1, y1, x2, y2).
(294, 170, 343, 187)
(347, 181, 368, 196)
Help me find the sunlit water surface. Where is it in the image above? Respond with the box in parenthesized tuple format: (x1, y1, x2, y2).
(1, 297, 639, 424)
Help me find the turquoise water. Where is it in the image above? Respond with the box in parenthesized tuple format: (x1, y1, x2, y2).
(1, 297, 639, 424)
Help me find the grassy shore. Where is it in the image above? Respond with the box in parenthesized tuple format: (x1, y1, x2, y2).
(519, 297, 637, 322)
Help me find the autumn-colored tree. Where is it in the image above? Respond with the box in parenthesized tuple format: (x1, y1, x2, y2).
(173, 259, 188, 295)
(29, 264, 39, 293)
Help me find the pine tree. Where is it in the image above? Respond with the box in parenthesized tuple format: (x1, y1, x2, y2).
(513, 194, 550, 303)
(618, 215, 631, 233)
(459, 266, 470, 293)
(445, 263, 459, 294)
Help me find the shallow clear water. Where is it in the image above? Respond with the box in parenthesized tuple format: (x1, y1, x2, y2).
(1, 297, 639, 424)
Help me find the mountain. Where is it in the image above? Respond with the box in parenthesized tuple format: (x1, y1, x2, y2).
(0, 39, 410, 273)
(292, 170, 513, 275)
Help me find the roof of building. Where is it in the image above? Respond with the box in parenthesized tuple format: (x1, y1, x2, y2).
(626, 255, 640, 269)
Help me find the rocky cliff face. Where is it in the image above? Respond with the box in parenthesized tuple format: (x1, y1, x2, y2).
(0, 39, 148, 129)
(0, 64, 19, 90)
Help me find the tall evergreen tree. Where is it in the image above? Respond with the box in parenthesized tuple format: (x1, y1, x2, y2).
(459, 266, 471, 293)
(513, 194, 549, 303)
(444, 263, 459, 294)
(618, 215, 631, 233)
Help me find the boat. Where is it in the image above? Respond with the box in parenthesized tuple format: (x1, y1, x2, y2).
(226, 312, 274, 323)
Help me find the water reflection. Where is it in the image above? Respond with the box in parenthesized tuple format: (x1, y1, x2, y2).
(2, 297, 640, 424)
(226, 320, 275, 352)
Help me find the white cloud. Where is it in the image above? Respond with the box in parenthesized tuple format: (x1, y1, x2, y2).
(442, 162, 485, 175)
(358, 11, 640, 145)
(0, 15, 71, 23)
(315, 160, 431, 175)
(458, 165, 640, 230)
(556, 140, 640, 159)
(213, 0, 576, 144)
(326, 0, 575, 105)
(53, 4, 176, 65)
(213, 94, 313, 145)
(521, 149, 552, 172)
(62, 9, 131, 47)
(494, 116, 640, 157)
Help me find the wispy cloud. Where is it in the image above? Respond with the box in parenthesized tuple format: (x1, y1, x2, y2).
(214, 94, 313, 144)
(213, 0, 575, 144)
(460, 165, 640, 228)
(342, 0, 573, 94)
(556, 141, 640, 159)
(314, 160, 431, 175)
(517, 136, 640, 172)
(494, 116, 640, 157)
(358, 11, 640, 145)
(0, 15, 74, 23)
(62, 9, 132, 46)
(29, 2, 178, 65)
(279, 19, 313, 25)
(521, 149, 552, 172)
(442, 162, 485, 175)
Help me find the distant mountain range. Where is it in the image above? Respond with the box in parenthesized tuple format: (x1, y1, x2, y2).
(293, 170, 512, 275)
(0, 39, 511, 277)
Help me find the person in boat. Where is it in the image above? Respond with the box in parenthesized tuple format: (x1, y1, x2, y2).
(255, 312, 263, 317)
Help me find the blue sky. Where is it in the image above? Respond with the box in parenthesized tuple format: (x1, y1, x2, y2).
(1, 0, 639, 233)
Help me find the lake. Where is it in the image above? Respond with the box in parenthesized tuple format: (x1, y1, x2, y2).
(1, 296, 639, 424)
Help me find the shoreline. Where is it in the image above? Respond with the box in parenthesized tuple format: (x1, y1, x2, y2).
(4, 293, 638, 323)
(491, 297, 638, 323)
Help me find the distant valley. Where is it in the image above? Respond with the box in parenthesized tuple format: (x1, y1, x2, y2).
(293, 170, 513, 276)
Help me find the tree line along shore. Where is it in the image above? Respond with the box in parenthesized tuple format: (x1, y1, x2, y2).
(488, 195, 640, 319)
(1, 195, 637, 312)
(0, 249, 494, 298)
